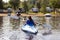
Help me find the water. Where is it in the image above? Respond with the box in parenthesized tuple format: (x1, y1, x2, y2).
(0, 16, 60, 40)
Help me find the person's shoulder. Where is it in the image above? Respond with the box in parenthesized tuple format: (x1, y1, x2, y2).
(26, 19, 29, 21)
(26, 19, 30, 22)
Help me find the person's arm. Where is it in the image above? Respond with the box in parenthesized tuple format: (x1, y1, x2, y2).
(32, 20, 36, 26)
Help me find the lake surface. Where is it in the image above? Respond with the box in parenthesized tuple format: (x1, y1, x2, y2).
(0, 16, 60, 40)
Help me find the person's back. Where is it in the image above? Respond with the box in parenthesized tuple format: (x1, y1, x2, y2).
(26, 16, 35, 27)
(26, 19, 35, 26)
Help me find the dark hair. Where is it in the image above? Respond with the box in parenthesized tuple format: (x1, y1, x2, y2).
(28, 16, 36, 26)
(17, 13, 21, 16)
(28, 16, 32, 20)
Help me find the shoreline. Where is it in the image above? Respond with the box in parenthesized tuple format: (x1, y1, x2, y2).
(0, 13, 59, 16)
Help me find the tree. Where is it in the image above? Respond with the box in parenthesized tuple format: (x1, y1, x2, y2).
(40, 0, 48, 14)
(49, 0, 60, 11)
(36, 1, 41, 9)
(0, 0, 3, 9)
(9, 0, 20, 10)
(27, 0, 34, 9)
(22, 1, 29, 13)
(36, 1, 41, 11)
(30, 0, 36, 5)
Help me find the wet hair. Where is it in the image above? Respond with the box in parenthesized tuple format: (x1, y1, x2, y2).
(28, 16, 33, 21)
(28, 16, 36, 26)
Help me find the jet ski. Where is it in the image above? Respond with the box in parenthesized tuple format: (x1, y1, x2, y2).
(21, 25, 38, 35)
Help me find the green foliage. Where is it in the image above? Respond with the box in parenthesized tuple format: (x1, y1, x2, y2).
(3, 2, 12, 9)
(0, 0, 3, 9)
(36, 1, 41, 9)
(40, 0, 47, 14)
(49, 0, 60, 8)
(40, 5, 46, 14)
(9, 0, 20, 10)
(22, 1, 29, 13)
(30, 0, 36, 5)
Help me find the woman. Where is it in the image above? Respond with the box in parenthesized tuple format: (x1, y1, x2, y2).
(21, 16, 38, 40)
(26, 16, 36, 27)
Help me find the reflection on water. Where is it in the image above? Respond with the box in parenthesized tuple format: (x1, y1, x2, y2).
(0, 16, 60, 31)
(0, 16, 3, 28)
(54, 16, 60, 29)
(0, 16, 3, 35)
(10, 18, 20, 29)
(0, 16, 59, 34)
